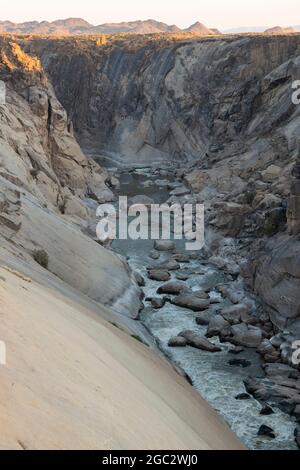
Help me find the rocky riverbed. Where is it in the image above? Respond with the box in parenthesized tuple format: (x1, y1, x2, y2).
(108, 164, 299, 450)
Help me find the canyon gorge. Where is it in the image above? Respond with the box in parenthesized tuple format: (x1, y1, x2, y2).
(0, 31, 300, 450)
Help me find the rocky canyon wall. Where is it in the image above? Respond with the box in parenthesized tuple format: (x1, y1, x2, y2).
(24, 34, 300, 165)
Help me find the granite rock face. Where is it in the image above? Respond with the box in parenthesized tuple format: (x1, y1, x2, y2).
(24, 35, 300, 165)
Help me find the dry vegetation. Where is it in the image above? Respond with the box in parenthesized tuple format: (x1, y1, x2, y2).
(0, 38, 42, 74)
(1, 30, 300, 57)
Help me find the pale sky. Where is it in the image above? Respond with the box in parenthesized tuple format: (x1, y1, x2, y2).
(0, 0, 299, 30)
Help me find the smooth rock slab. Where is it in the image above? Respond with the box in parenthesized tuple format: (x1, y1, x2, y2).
(179, 330, 221, 352)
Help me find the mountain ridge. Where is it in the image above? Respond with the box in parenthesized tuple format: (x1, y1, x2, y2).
(0, 17, 217, 35)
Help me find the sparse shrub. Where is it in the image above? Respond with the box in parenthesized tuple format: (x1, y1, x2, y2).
(109, 321, 122, 330)
(131, 334, 149, 347)
(32, 249, 49, 269)
(96, 35, 107, 46)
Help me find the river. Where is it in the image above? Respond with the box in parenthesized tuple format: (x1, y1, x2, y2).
(99, 161, 297, 450)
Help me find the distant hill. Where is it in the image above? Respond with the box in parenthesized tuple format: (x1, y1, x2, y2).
(0, 18, 93, 34)
(183, 21, 214, 34)
(264, 26, 296, 34)
(90, 19, 181, 34)
(0, 17, 219, 35)
(225, 25, 300, 33)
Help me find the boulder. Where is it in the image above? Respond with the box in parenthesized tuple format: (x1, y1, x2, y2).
(152, 259, 180, 271)
(134, 271, 145, 287)
(149, 250, 160, 260)
(157, 281, 189, 295)
(229, 323, 263, 348)
(151, 297, 166, 309)
(261, 165, 282, 183)
(176, 273, 189, 281)
(257, 425, 276, 439)
(235, 393, 251, 400)
(168, 336, 188, 348)
(264, 363, 297, 378)
(206, 315, 230, 338)
(153, 240, 175, 251)
(260, 405, 274, 416)
(193, 290, 210, 300)
(196, 312, 212, 326)
(148, 270, 171, 282)
(173, 253, 190, 263)
(257, 339, 277, 356)
(171, 295, 210, 312)
(220, 304, 250, 323)
(179, 331, 221, 353)
(106, 175, 120, 189)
